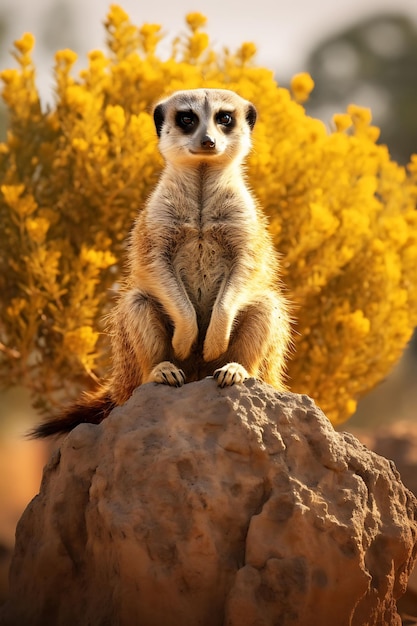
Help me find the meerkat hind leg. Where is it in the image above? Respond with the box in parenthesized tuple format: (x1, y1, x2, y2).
(147, 361, 186, 387)
(213, 362, 250, 388)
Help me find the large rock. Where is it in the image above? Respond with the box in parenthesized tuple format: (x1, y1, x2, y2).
(1, 378, 416, 626)
(351, 421, 417, 621)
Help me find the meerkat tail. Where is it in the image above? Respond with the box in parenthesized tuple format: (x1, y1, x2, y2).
(28, 391, 116, 438)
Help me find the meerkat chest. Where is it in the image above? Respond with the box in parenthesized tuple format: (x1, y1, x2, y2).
(146, 174, 255, 308)
(172, 216, 234, 307)
(162, 186, 241, 260)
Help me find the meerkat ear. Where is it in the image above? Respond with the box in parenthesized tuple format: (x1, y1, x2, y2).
(153, 103, 165, 137)
(245, 104, 257, 131)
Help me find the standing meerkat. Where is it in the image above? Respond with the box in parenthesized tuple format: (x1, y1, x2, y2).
(32, 88, 291, 437)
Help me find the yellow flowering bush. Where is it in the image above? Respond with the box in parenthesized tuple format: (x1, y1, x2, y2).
(1, 6, 416, 422)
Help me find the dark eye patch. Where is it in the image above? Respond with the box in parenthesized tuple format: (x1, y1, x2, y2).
(216, 111, 235, 130)
(175, 110, 198, 133)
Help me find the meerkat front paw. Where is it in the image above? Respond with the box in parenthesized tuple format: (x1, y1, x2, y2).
(172, 316, 198, 361)
(213, 362, 250, 388)
(147, 361, 186, 387)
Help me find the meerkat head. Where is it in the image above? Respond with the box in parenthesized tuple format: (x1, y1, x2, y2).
(153, 89, 257, 166)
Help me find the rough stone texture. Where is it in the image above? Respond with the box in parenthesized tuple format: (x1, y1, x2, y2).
(351, 421, 417, 622)
(1, 378, 417, 626)
(353, 422, 417, 506)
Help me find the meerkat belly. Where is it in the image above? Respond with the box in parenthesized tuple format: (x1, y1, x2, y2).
(174, 232, 230, 313)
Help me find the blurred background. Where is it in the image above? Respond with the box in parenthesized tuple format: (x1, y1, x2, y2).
(0, 0, 416, 619)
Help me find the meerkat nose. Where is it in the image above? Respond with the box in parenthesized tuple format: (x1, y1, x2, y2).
(201, 134, 216, 149)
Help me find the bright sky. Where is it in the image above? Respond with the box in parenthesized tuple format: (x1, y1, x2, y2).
(2, 0, 417, 100)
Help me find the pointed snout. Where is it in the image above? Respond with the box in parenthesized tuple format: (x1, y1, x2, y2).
(201, 134, 216, 149)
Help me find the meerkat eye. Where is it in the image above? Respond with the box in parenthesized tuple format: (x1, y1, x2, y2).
(216, 111, 234, 127)
(176, 111, 198, 132)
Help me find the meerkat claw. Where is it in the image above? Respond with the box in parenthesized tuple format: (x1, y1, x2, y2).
(213, 362, 250, 388)
(173, 369, 186, 387)
(148, 362, 186, 387)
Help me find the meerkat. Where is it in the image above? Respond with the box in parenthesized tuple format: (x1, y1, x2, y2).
(32, 88, 291, 437)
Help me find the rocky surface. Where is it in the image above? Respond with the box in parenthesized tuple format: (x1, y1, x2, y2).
(351, 421, 417, 624)
(1, 378, 416, 626)
(353, 421, 417, 502)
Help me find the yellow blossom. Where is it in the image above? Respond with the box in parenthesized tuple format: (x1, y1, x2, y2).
(64, 85, 94, 114)
(407, 154, 417, 176)
(13, 33, 35, 55)
(105, 104, 126, 136)
(107, 4, 129, 27)
(347, 104, 372, 128)
(6, 298, 27, 318)
(188, 32, 209, 60)
(348, 310, 371, 337)
(237, 42, 257, 65)
(25, 217, 50, 244)
(55, 49, 78, 67)
(364, 126, 381, 142)
(333, 113, 352, 132)
(2, 186, 38, 217)
(186, 13, 207, 32)
(72, 137, 89, 152)
(139, 23, 162, 55)
(81, 247, 117, 269)
(1, 184, 25, 206)
(0, 69, 19, 85)
(63, 326, 99, 367)
(88, 50, 106, 63)
(290, 72, 315, 102)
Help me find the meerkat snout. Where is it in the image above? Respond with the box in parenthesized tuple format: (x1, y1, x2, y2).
(201, 134, 216, 149)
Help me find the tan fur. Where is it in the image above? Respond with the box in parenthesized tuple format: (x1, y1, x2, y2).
(107, 88, 291, 403)
(31, 88, 292, 438)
